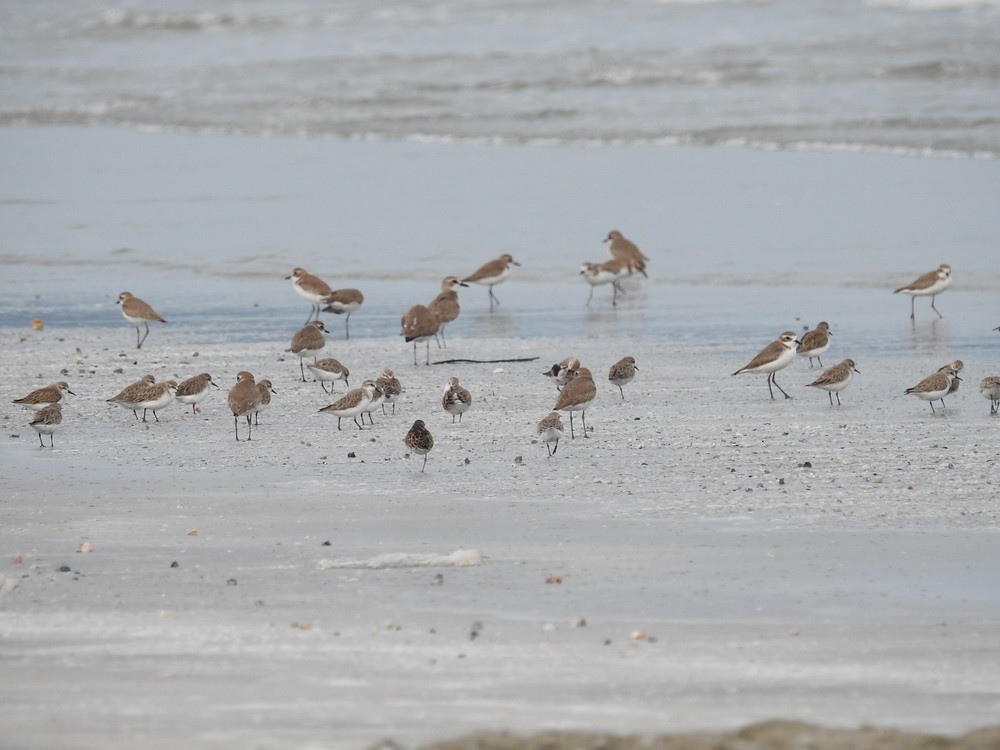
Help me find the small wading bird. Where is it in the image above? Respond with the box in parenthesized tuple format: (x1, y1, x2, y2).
(117, 292, 167, 350)
(174, 373, 218, 415)
(797, 321, 831, 368)
(12, 381, 75, 410)
(605, 230, 649, 277)
(893, 264, 952, 320)
(580, 258, 632, 307)
(29, 403, 62, 448)
(307, 358, 350, 394)
(286, 267, 333, 323)
(536, 411, 564, 457)
(228, 371, 261, 441)
(107, 375, 156, 421)
(400, 303, 439, 366)
(319, 381, 377, 430)
(732, 331, 801, 400)
(287, 320, 327, 382)
(253, 378, 276, 426)
(377, 369, 402, 415)
(543, 357, 580, 391)
(428, 276, 468, 348)
(980, 376, 1000, 414)
(463, 254, 520, 312)
(442, 376, 473, 423)
(135, 379, 177, 423)
(806, 358, 860, 406)
(554, 367, 597, 439)
(608, 356, 638, 400)
(904, 366, 961, 413)
(321, 288, 364, 340)
(404, 419, 434, 473)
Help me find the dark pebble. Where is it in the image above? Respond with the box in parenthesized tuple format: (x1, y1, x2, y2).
(170, 561, 179, 568)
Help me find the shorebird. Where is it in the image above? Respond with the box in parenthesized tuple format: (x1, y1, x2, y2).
(442, 376, 473, 423)
(605, 230, 649, 277)
(463, 253, 520, 312)
(894, 264, 952, 320)
(307, 358, 350, 394)
(905, 366, 960, 413)
(554, 367, 597, 438)
(288, 320, 327, 382)
(400, 304, 439, 366)
(228, 371, 261, 441)
(580, 258, 632, 306)
(253, 378, 276, 426)
(361, 380, 384, 426)
(980, 376, 1000, 414)
(732, 331, 801, 400)
(404, 419, 434, 473)
(377, 369, 402, 415)
(543, 357, 580, 391)
(319, 380, 376, 430)
(797, 321, 831, 368)
(286, 267, 334, 323)
(608, 356, 638, 400)
(536, 411, 565, 457)
(806, 358, 860, 405)
(174, 373, 218, 415)
(136, 379, 177, 422)
(29, 403, 62, 448)
(13, 381, 75, 410)
(937, 360, 964, 395)
(117, 292, 167, 350)
(428, 276, 468, 348)
(321, 288, 364, 340)
(106, 374, 156, 421)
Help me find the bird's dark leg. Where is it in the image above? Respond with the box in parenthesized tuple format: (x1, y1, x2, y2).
(581, 410, 589, 437)
(932, 295, 943, 319)
(766, 374, 776, 400)
(772, 373, 791, 400)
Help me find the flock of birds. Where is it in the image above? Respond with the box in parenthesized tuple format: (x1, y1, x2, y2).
(13, 235, 1000, 468)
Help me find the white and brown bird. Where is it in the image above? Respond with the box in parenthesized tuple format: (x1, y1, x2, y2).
(174, 373, 218, 415)
(253, 378, 276, 426)
(117, 292, 167, 350)
(554, 367, 597, 439)
(732, 331, 801, 400)
(288, 320, 327, 382)
(905, 366, 960, 413)
(106, 374, 157, 421)
(979, 376, 1000, 414)
(428, 276, 468, 348)
(894, 264, 952, 320)
(442, 376, 473, 423)
(403, 419, 434, 473)
(937, 360, 964, 395)
(286, 267, 334, 323)
(806, 358, 860, 406)
(307, 358, 350, 394)
(608, 356, 638, 400)
(400, 303, 440, 366)
(228, 371, 261, 441)
(319, 380, 376, 430)
(580, 258, 632, 306)
(377, 368, 402, 415)
(12, 381, 75, 410)
(321, 288, 364, 340)
(29, 403, 63, 448)
(463, 253, 520, 312)
(536, 411, 565, 457)
(361, 380, 384, 426)
(604, 230, 649, 277)
(543, 357, 580, 391)
(136, 379, 177, 423)
(797, 321, 831, 368)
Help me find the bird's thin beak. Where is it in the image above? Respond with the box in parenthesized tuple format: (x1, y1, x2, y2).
(633, 365, 639, 371)
(603, 236, 610, 243)
(853, 368, 860, 374)
(827, 330, 833, 337)
(115, 299, 121, 305)
(954, 375, 962, 381)
(284, 275, 292, 280)
(459, 281, 469, 287)
(270, 386, 278, 394)
(794, 339, 802, 346)
(513, 261, 522, 266)
(211, 381, 220, 389)
(67, 389, 77, 395)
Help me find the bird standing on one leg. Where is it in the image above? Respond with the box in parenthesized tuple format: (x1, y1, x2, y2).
(608, 356, 638, 400)
(404, 419, 434, 473)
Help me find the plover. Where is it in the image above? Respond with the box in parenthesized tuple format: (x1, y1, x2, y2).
(174, 373, 218, 415)
(806, 358, 860, 405)
(905, 366, 960, 413)
(307, 358, 350, 394)
(463, 253, 520, 312)
(107, 374, 156, 421)
(321, 288, 364, 340)
(979, 376, 1000, 414)
(554, 367, 597, 438)
(543, 357, 580, 391)
(288, 320, 327, 382)
(605, 230, 649, 277)
(253, 378, 276, 426)
(401, 304, 439, 366)
(938, 360, 964, 395)
(536, 411, 565, 457)
(228, 371, 261, 441)
(117, 292, 166, 350)
(29, 403, 62, 448)
(428, 276, 468, 348)
(797, 321, 831, 368)
(894, 264, 952, 320)
(136, 379, 177, 423)
(580, 258, 632, 306)
(377, 369, 402, 415)
(319, 380, 376, 430)
(12, 381, 75, 410)
(442, 376, 473, 423)
(286, 267, 334, 323)
(403, 419, 434, 473)
(608, 356, 638, 400)
(732, 331, 801, 400)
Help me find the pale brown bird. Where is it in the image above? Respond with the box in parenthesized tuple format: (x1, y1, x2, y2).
(107, 374, 157, 421)
(286, 267, 334, 323)
(321, 288, 364, 340)
(307, 358, 350, 394)
(608, 356, 638, 400)
(937, 360, 964, 395)
(30, 403, 63, 448)
(228, 371, 261, 441)
(554, 367, 597, 439)
(797, 322, 831, 368)
(980, 376, 1000, 414)
(13, 381, 75, 410)
(400, 304, 439, 366)
(253, 378, 276, 426)
(442, 376, 473, 423)
(893, 264, 952, 320)
(536, 411, 565, 457)
(117, 292, 167, 350)
(174, 373, 218, 415)
(580, 258, 633, 306)
(377, 368, 402, 415)
(135, 379, 177, 423)
(806, 358, 860, 406)
(403, 419, 434, 473)
(904, 366, 960, 413)
(428, 276, 468, 348)
(732, 332, 801, 400)
(287, 320, 327, 381)
(319, 381, 377, 430)
(542, 357, 580, 391)
(604, 230, 649, 277)
(463, 253, 520, 312)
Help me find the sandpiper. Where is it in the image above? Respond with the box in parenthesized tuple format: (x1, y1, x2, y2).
(13, 381, 75, 410)
(136, 379, 177, 422)
(174, 373, 218, 415)
(307, 358, 350, 394)
(543, 357, 580, 391)
(797, 322, 831, 368)
(608, 356, 638, 400)
(288, 320, 327, 382)
(404, 419, 434, 473)
(536, 411, 564, 457)
(377, 369, 402, 415)
(321, 288, 364, 340)
(319, 381, 376, 430)
(442, 376, 473, 423)
(806, 358, 860, 405)
(905, 366, 960, 413)
(428, 276, 468, 348)
(107, 374, 156, 421)
(253, 378, 276, 426)
(979, 376, 1000, 414)
(29, 403, 62, 448)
